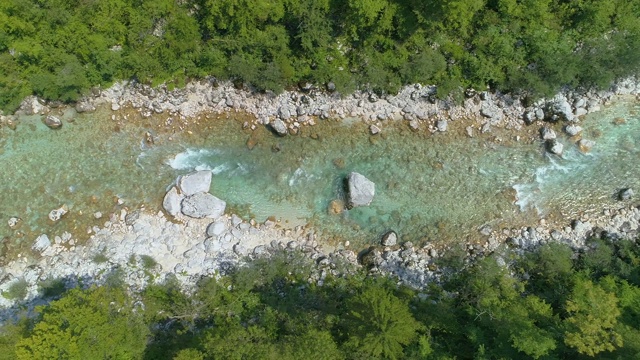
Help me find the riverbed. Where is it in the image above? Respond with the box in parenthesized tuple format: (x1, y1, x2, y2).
(0, 98, 638, 257)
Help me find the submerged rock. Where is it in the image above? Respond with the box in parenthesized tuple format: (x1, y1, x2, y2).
(7, 217, 20, 228)
(540, 126, 556, 140)
(271, 119, 288, 136)
(48, 205, 68, 222)
(32, 234, 51, 252)
(381, 231, 397, 246)
(178, 171, 212, 196)
(162, 186, 183, 216)
(564, 124, 583, 136)
(328, 199, 344, 215)
(44, 115, 62, 129)
(75, 101, 96, 113)
(347, 172, 375, 208)
(578, 139, 595, 152)
(619, 188, 634, 201)
(181, 193, 226, 219)
(546, 139, 563, 156)
(436, 119, 448, 132)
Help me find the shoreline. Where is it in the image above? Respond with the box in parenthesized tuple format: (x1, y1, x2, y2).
(1, 78, 640, 321)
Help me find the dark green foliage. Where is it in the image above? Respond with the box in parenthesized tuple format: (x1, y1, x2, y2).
(2, 0, 640, 112)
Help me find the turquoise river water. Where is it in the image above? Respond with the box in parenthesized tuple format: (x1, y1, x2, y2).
(0, 98, 638, 255)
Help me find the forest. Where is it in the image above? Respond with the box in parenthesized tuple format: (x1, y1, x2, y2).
(2, 235, 640, 359)
(1, 0, 640, 112)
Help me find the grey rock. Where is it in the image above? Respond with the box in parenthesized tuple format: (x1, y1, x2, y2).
(75, 102, 96, 113)
(32, 234, 51, 252)
(524, 111, 536, 125)
(21, 96, 48, 115)
(7, 217, 19, 228)
(436, 119, 448, 132)
(48, 206, 68, 222)
(578, 139, 595, 152)
(479, 225, 492, 236)
(278, 106, 291, 120)
(540, 127, 556, 140)
(233, 243, 246, 256)
(574, 107, 588, 117)
(111, 102, 120, 111)
(326, 82, 336, 92)
(381, 231, 397, 246)
(546, 139, 563, 155)
(253, 245, 269, 257)
(44, 115, 62, 129)
(369, 124, 381, 135)
(125, 210, 140, 226)
(231, 214, 242, 227)
(409, 120, 420, 131)
(480, 102, 503, 120)
(347, 172, 375, 208)
(206, 220, 227, 237)
(162, 186, 183, 216)
(564, 124, 583, 136)
(465, 126, 474, 137)
(271, 119, 288, 136)
(181, 193, 226, 219)
(178, 171, 212, 196)
(619, 188, 634, 201)
(550, 98, 574, 121)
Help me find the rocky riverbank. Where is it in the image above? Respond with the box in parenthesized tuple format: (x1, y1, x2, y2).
(4, 76, 640, 141)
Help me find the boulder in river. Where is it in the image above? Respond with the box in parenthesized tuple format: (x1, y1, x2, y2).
(181, 192, 226, 219)
(75, 101, 96, 113)
(564, 124, 583, 136)
(381, 231, 397, 246)
(578, 139, 595, 152)
(347, 172, 375, 208)
(32, 234, 51, 253)
(545, 139, 563, 156)
(44, 115, 62, 129)
(619, 188, 634, 201)
(162, 186, 183, 216)
(436, 119, 448, 132)
(48, 205, 68, 222)
(540, 126, 556, 140)
(178, 171, 212, 196)
(271, 119, 288, 136)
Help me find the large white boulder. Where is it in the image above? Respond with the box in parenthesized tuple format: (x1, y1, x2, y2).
(177, 171, 212, 196)
(162, 186, 183, 216)
(181, 193, 226, 219)
(347, 172, 375, 208)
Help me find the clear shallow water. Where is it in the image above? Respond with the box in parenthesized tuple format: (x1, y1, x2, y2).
(0, 99, 638, 255)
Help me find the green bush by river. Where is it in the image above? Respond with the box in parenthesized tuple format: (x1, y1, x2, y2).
(1, 0, 640, 112)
